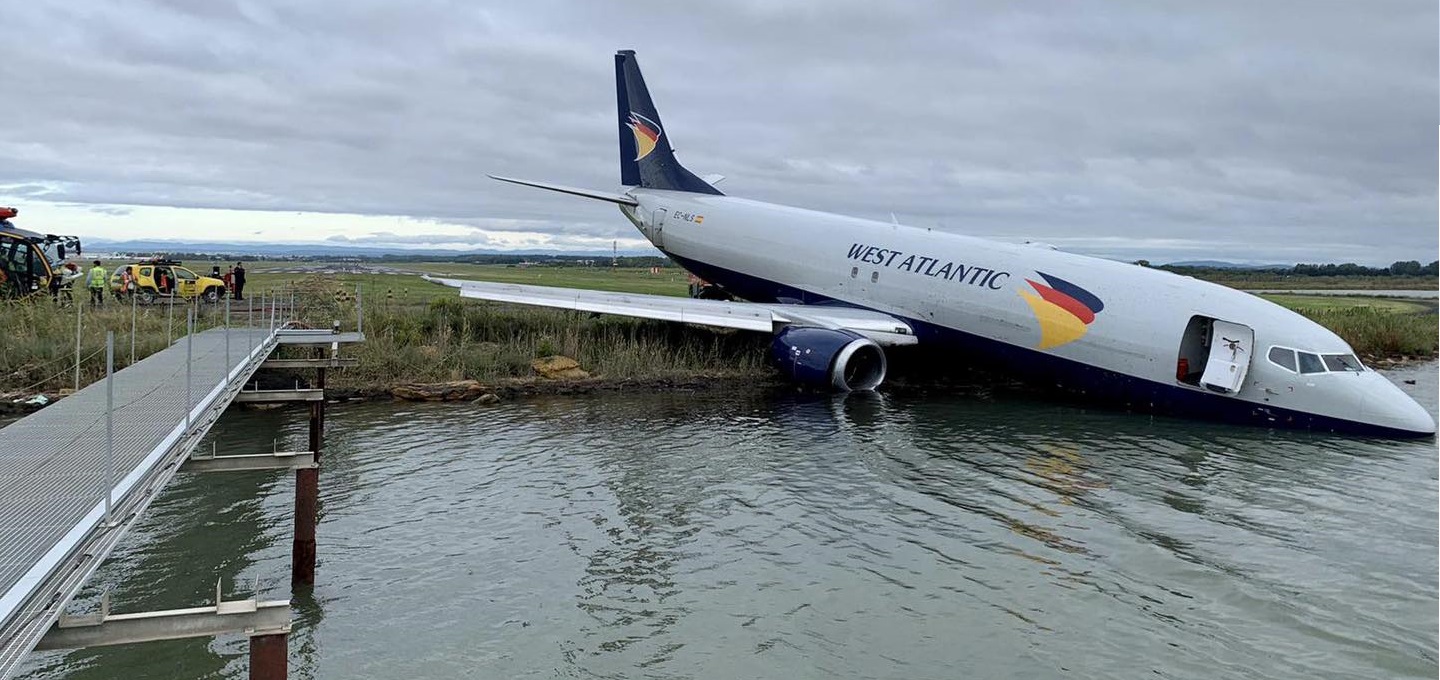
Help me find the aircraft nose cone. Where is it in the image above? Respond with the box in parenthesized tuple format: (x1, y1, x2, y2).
(1361, 374, 1436, 436)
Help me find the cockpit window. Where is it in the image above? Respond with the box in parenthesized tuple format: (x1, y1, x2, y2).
(1297, 352, 1326, 374)
(1267, 347, 1297, 372)
(1322, 354, 1364, 372)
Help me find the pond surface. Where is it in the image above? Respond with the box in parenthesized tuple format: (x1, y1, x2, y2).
(19, 364, 1438, 679)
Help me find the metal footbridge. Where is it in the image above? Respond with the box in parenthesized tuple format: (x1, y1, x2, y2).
(0, 319, 362, 679)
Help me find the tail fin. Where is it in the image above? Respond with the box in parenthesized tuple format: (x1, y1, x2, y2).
(615, 50, 723, 195)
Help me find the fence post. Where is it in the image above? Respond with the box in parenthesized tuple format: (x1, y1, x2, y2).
(185, 307, 194, 430)
(166, 293, 174, 345)
(356, 284, 362, 334)
(104, 331, 115, 527)
(225, 295, 231, 378)
(73, 290, 82, 391)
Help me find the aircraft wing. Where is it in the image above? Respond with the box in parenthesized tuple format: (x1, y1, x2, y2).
(422, 275, 918, 346)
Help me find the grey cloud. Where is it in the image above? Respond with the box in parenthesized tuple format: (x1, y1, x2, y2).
(1, 0, 1434, 264)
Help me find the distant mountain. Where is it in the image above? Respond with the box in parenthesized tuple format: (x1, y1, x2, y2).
(85, 239, 654, 259)
(1164, 260, 1291, 270)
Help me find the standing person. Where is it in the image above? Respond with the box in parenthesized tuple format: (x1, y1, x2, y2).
(118, 267, 133, 301)
(232, 261, 246, 300)
(86, 259, 107, 307)
(223, 267, 234, 295)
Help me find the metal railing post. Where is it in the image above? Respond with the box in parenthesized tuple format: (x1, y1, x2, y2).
(73, 290, 82, 391)
(166, 293, 174, 345)
(224, 296, 231, 378)
(185, 308, 194, 430)
(104, 331, 115, 527)
(356, 284, 362, 334)
(130, 288, 137, 365)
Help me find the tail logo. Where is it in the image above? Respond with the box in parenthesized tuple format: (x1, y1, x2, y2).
(1018, 272, 1104, 349)
(627, 112, 662, 161)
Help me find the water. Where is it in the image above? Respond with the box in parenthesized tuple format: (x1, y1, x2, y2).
(18, 365, 1438, 679)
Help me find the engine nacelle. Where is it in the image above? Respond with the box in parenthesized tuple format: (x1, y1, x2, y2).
(770, 327, 887, 391)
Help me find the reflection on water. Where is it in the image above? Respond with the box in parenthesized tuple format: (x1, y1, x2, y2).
(18, 364, 1438, 680)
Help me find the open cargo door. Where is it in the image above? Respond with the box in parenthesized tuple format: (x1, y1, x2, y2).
(1200, 320, 1253, 394)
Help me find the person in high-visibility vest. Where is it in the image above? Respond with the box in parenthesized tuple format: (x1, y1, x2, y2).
(86, 260, 107, 307)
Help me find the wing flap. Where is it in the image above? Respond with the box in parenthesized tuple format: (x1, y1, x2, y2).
(423, 276, 918, 345)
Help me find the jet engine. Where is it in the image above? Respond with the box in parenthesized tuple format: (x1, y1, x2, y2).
(770, 327, 887, 391)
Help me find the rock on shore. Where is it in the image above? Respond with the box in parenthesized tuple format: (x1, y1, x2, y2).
(390, 380, 487, 401)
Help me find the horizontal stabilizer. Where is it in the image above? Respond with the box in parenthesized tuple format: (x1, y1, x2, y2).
(487, 175, 639, 206)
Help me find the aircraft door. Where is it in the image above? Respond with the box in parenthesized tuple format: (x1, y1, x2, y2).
(652, 209, 667, 248)
(1199, 319, 1253, 394)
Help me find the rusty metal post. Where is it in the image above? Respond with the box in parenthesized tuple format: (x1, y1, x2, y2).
(293, 469, 318, 587)
(249, 632, 288, 680)
(293, 364, 325, 588)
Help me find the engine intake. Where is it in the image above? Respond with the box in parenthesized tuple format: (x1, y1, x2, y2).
(770, 327, 887, 391)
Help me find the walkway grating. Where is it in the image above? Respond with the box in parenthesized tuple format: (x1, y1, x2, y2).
(0, 326, 280, 679)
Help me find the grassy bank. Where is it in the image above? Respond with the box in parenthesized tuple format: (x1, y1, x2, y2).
(1, 272, 1434, 399)
(327, 296, 768, 389)
(0, 297, 236, 394)
(1293, 308, 1436, 361)
(1259, 294, 1438, 361)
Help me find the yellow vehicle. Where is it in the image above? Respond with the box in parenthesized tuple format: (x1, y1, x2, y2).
(0, 207, 84, 300)
(111, 258, 228, 304)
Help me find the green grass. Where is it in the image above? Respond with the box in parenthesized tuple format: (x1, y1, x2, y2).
(0, 296, 237, 394)
(327, 296, 767, 389)
(0, 272, 766, 396)
(1262, 294, 1438, 360)
(1258, 294, 1435, 314)
(243, 262, 691, 302)
(1214, 274, 1437, 290)
(1292, 308, 1437, 359)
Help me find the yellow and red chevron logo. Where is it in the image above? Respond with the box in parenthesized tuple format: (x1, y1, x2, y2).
(626, 112, 661, 161)
(1018, 272, 1105, 349)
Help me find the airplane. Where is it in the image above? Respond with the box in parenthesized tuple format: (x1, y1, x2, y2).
(425, 50, 1436, 438)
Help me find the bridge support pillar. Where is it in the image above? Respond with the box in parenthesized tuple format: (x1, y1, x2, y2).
(292, 367, 325, 588)
(249, 631, 288, 680)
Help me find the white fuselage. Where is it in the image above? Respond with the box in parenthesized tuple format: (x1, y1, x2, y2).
(620, 189, 1435, 436)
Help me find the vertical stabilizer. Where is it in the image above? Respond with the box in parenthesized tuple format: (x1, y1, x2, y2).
(615, 50, 722, 195)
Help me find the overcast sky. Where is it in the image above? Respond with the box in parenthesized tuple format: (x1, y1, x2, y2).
(3, 1, 1436, 264)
